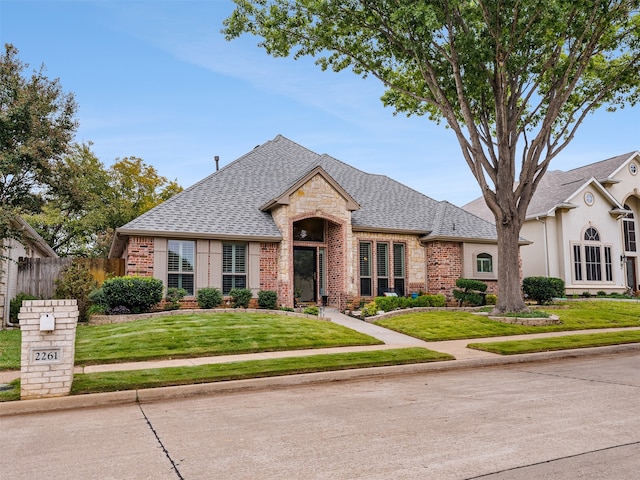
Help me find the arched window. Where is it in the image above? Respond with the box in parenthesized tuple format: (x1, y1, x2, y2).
(573, 226, 612, 283)
(476, 253, 493, 273)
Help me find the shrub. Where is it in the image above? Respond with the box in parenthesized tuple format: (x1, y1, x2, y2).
(197, 287, 223, 309)
(101, 276, 163, 314)
(279, 306, 295, 312)
(485, 294, 497, 305)
(257, 290, 278, 310)
(54, 262, 98, 322)
(522, 277, 565, 305)
(164, 287, 187, 310)
(110, 305, 131, 315)
(375, 295, 399, 312)
(88, 287, 108, 308)
(596, 291, 607, 297)
(303, 306, 320, 316)
(453, 278, 487, 306)
(582, 291, 592, 298)
(361, 301, 379, 317)
(10, 292, 38, 323)
(229, 288, 252, 308)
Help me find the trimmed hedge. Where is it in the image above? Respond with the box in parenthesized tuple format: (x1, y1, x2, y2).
(374, 294, 446, 312)
(229, 288, 252, 308)
(453, 278, 487, 306)
(258, 290, 278, 310)
(101, 276, 163, 314)
(523, 276, 565, 305)
(197, 287, 223, 309)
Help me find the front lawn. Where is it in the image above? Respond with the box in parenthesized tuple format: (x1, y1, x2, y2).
(70, 348, 453, 394)
(374, 301, 640, 341)
(468, 330, 640, 355)
(74, 312, 384, 366)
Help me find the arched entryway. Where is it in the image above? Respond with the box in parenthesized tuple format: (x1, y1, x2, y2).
(292, 217, 344, 307)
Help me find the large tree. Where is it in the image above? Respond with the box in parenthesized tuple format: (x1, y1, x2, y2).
(224, 0, 640, 312)
(26, 147, 183, 257)
(0, 43, 78, 246)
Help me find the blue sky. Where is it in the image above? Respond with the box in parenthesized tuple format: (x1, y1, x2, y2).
(2, 0, 639, 206)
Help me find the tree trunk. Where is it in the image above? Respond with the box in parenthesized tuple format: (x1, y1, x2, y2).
(494, 219, 527, 313)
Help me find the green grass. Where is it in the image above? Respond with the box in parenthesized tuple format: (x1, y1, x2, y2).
(468, 330, 640, 355)
(374, 301, 640, 341)
(74, 312, 383, 366)
(0, 329, 21, 370)
(70, 348, 452, 395)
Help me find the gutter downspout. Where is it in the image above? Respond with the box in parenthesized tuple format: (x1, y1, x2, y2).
(536, 216, 549, 277)
(4, 255, 16, 328)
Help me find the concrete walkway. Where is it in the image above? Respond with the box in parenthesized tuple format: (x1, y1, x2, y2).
(2, 308, 640, 384)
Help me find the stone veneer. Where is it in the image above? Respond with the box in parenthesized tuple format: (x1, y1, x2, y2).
(270, 173, 353, 307)
(18, 299, 79, 399)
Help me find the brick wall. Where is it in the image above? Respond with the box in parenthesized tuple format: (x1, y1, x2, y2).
(260, 243, 278, 291)
(426, 241, 463, 299)
(126, 237, 154, 276)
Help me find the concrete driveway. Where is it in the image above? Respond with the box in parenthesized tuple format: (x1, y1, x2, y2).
(2, 351, 639, 479)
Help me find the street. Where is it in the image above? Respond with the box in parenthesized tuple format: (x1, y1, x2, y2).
(1, 352, 639, 479)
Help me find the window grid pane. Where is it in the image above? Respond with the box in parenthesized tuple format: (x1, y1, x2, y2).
(585, 246, 602, 281)
(376, 243, 388, 278)
(393, 244, 405, 278)
(624, 220, 637, 252)
(604, 246, 613, 282)
(573, 245, 582, 281)
(360, 242, 371, 277)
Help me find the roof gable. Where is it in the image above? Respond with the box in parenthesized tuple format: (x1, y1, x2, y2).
(260, 166, 360, 212)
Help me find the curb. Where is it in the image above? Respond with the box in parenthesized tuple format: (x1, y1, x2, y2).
(2, 343, 639, 417)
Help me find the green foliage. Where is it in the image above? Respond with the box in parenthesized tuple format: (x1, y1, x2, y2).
(54, 262, 98, 322)
(0, 44, 77, 249)
(523, 277, 565, 305)
(88, 287, 108, 308)
(361, 302, 379, 317)
(164, 287, 187, 311)
(101, 276, 163, 314)
(279, 306, 295, 312)
(453, 278, 487, 306)
(303, 306, 320, 316)
(196, 287, 223, 309)
(9, 292, 38, 323)
(374, 293, 447, 312)
(229, 288, 252, 308)
(257, 290, 278, 310)
(485, 294, 498, 306)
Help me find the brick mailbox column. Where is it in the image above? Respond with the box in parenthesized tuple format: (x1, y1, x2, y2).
(18, 299, 79, 399)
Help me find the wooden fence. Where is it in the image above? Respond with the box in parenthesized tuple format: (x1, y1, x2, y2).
(17, 258, 125, 299)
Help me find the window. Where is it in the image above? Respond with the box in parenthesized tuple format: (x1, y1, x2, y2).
(168, 240, 195, 295)
(476, 253, 493, 273)
(376, 243, 389, 295)
(630, 163, 638, 175)
(293, 218, 324, 242)
(222, 243, 246, 294)
(623, 206, 636, 252)
(393, 243, 406, 297)
(359, 242, 372, 297)
(572, 227, 613, 283)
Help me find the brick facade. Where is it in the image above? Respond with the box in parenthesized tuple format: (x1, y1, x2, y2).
(426, 241, 463, 297)
(259, 243, 278, 291)
(126, 236, 154, 276)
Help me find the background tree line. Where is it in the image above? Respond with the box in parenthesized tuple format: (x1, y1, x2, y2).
(1, 43, 182, 259)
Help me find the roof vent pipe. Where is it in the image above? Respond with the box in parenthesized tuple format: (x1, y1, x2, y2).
(214, 155, 220, 171)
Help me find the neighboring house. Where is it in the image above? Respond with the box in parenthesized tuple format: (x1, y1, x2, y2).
(110, 135, 502, 309)
(464, 151, 640, 295)
(1, 217, 58, 326)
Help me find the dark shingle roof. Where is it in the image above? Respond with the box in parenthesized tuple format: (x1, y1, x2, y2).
(464, 151, 639, 221)
(119, 135, 497, 241)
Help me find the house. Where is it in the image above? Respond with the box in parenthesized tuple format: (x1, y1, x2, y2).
(1, 217, 58, 326)
(109, 135, 501, 309)
(464, 151, 640, 295)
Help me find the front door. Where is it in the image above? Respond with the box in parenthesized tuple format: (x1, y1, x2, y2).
(626, 258, 637, 291)
(294, 247, 316, 303)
